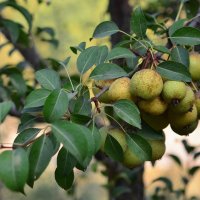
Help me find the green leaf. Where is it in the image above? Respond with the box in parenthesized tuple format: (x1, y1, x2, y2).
(52, 121, 89, 163)
(70, 42, 86, 54)
(106, 47, 134, 61)
(14, 128, 41, 146)
(182, 139, 195, 154)
(171, 27, 200, 46)
(43, 89, 69, 122)
(92, 21, 119, 38)
(0, 148, 29, 193)
(35, 69, 61, 90)
(10, 73, 27, 95)
(0, 101, 14, 123)
(168, 154, 182, 167)
(113, 100, 141, 129)
(152, 177, 173, 192)
(171, 46, 189, 67)
(18, 114, 38, 132)
(156, 61, 191, 82)
(95, 46, 109, 65)
(24, 89, 51, 109)
(89, 124, 101, 153)
(104, 134, 124, 161)
(2, 19, 20, 43)
(153, 46, 170, 54)
(194, 152, 200, 160)
(55, 168, 74, 190)
(70, 114, 91, 125)
(137, 122, 164, 140)
(126, 134, 152, 161)
(27, 135, 54, 187)
(77, 46, 99, 74)
(57, 147, 77, 173)
(130, 6, 147, 38)
(90, 63, 127, 80)
(168, 19, 185, 37)
(0, 1, 33, 32)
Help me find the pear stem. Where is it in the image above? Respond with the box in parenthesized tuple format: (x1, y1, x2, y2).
(191, 82, 198, 92)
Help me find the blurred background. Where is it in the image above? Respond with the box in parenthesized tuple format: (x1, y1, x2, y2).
(0, 0, 200, 199)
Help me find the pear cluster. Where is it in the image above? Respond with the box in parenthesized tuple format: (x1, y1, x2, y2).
(100, 127, 165, 168)
(93, 68, 200, 136)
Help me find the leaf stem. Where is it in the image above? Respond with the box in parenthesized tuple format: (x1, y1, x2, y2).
(175, 1, 184, 22)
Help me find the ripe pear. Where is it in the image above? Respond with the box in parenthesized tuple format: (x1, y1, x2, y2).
(138, 96, 168, 115)
(148, 139, 166, 161)
(81, 66, 95, 86)
(123, 148, 144, 168)
(108, 77, 134, 102)
(168, 104, 198, 130)
(195, 91, 200, 118)
(92, 79, 114, 103)
(169, 86, 195, 113)
(141, 112, 169, 131)
(162, 81, 187, 103)
(171, 120, 198, 136)
(130, 69, 163, 100)
(189, 53, 200, 81)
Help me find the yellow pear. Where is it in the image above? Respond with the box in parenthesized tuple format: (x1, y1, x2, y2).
(138, 96, 168, 115)
(81, 66, 95, 86)
(189, 53, 200, 81)
(195, 91, 200, 118)
(130, 69, 163, 100)
(92, 79, 114, 103)
(108, 77, 134, 102)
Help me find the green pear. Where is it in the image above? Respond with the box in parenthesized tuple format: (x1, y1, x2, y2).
(130, 69, 163, 100)
(138, 96, 168, 115)
(141, 112, 169, 131)
(171, 120, 198, 136)
(123, 148, 144, 168)
(162, 81, 187, 103)
(169, 104, 198, 130)
(189, 53, 200, 81)
(169, 86, 195, 113)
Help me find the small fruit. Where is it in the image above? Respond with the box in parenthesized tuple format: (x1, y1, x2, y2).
(123, 148, 144, 168)
(189, 53, 200, 81)
(148, 139, 166, 161)
(169, 104, 198, 130)
(169, 86, 195, 113)
(93, 79, 114, 103)
(138, 96, 167, 115)
(108, 77, 133, 102)
(141, 112, 169, 131)
(130, 69, 163, 100)
(171, 120, 198, 136)
(162, 81, 187, 103)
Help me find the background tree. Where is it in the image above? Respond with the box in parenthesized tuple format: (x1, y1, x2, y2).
(0, 0, 200, 200)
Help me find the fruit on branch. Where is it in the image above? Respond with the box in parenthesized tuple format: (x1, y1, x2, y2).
(148, 138, 166, 161)
(93, 79, 114, 103)
(189, 53, 200, 81)
(82, 66, 95, 86)
(130, 69, 163, 100)
(138, 96, 168, 115)
(123, 148, 144, 168)
(141, 112, 169, 131)
(162, 81, 187, 103)
(171, 120, 198, 136)
(169, 86, 195, 113)
(108, 77, 133, 102)
(169, 104, 198, 133)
